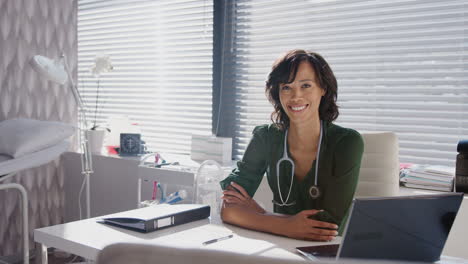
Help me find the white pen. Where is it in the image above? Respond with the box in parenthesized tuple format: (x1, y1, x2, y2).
(202, 234, 234, 246)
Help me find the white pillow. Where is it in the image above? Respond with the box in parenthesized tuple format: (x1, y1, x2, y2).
(0, 118, 75, 158)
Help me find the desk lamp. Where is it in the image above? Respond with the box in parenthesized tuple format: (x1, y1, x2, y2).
(31, 54, 94, 219)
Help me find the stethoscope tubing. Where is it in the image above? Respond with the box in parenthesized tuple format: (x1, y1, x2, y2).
(273, 120, 323, 207)
(275, 129, 296, 207)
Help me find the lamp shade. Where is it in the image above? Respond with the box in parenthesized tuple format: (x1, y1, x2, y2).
(31, 55, 68, 85)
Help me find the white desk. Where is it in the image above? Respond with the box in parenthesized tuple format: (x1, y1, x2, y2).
(34, 214, 336, 264)
(54, 151, 468, 262)
(34, 208, 468, 264)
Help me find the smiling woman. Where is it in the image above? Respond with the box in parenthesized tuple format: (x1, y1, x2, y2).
(266, 50, 339, 130)
(219, 50, 364, 242)
(278, 62, 325, 129)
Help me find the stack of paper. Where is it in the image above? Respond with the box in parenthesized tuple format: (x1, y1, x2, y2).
(400, 164, 455, 192)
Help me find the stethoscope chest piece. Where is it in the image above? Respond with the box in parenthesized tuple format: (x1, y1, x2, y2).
(309, 185, 321, 199)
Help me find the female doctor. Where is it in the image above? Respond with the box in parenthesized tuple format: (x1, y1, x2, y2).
(220, 49, 364, 241)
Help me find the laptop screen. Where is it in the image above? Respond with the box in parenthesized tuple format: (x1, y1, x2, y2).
(337, 193, 463, 262)
(296, 193, 463, 262)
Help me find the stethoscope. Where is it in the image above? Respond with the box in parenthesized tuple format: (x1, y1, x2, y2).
(272, 120, 323, 207)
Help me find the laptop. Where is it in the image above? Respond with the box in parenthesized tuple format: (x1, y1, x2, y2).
(297, 193, 463, 262)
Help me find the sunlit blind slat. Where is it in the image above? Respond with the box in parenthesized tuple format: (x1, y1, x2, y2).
(228, 0, 468, 166)
(78, 0, 213, 154)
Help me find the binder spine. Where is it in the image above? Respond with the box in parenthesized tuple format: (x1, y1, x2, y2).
(145, 220, 154, 232)
(173, 206, 211, 226)
(101, 205, 211, 233)
(144, 206, 210, 232)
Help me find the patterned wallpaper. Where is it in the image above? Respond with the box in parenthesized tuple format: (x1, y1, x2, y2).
(0, 0, 77, 256)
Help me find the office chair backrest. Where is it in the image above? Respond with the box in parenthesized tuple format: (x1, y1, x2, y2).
(356, 132, 399, 197)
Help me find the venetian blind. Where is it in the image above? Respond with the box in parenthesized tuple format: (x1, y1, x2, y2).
(77, 0, 213, 154)
(227, 0, 468, 166)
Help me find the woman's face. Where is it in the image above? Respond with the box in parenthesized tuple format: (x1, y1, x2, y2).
(279, 61, 325, 125)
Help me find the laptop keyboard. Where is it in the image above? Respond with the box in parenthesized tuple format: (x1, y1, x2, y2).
(297, 244, 340, 259)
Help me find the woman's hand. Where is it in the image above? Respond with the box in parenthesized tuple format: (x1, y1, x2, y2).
(280, 210, 339, 241)
(222, 182, 266, 214)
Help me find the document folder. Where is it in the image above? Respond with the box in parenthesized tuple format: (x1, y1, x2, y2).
(98, 204, 210, 233)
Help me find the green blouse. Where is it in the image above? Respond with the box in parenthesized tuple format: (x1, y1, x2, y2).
(220, 122, 364, 234)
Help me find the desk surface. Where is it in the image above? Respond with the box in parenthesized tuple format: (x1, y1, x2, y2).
(34, 214, 337, 262)
(35, 184, 468, 263)
(35, 207, 468, 264)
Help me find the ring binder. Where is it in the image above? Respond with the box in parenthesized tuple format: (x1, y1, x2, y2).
(97, 204, 210, 233)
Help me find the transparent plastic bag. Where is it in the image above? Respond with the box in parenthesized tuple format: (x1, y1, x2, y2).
(194, 160, 223, 216)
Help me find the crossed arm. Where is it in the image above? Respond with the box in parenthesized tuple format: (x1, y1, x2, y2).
(220, 182, 339, 241)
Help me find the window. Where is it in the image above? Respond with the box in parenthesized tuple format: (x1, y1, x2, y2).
(221, 0, 468, 166)
(78, 0, 213, 154)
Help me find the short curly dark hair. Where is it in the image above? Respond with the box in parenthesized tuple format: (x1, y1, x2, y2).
(265, 49, 339, 130)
